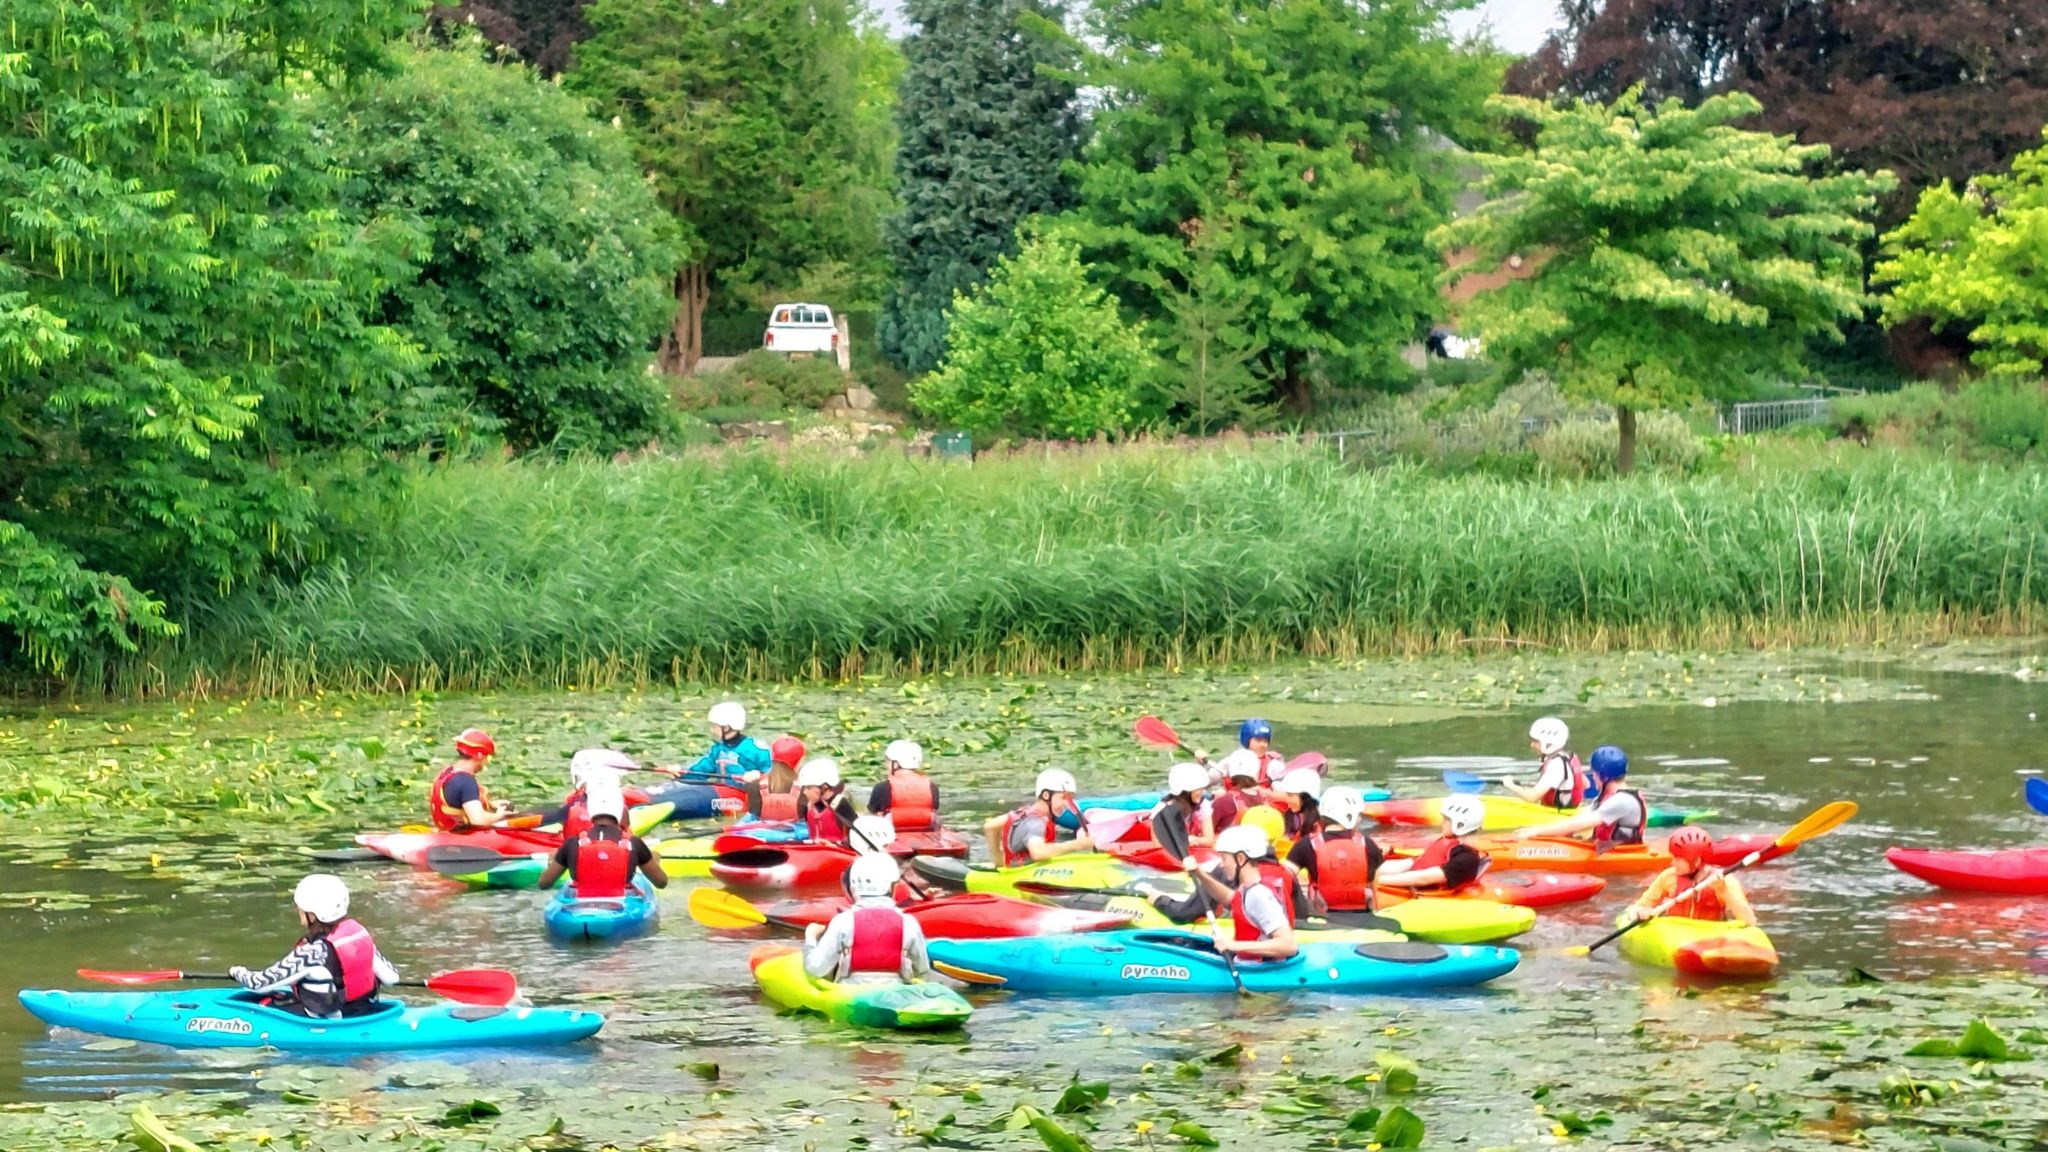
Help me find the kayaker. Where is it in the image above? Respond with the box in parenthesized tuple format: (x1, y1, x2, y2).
(1273, 767, 1323, 840)
(1377, 795, 1489, 891)
(229, 874, 398, 1019)
(846, 813, 941, 901)
(535, 782, 669, 896)
(1285, 785, 1386, 913)
(868, 739, 940, 832)
(1207, 757, 1264, 833)
(1629, 826, 1755, 926)
(1152, 762, 1215, 862)
(428, 728, 517, 831)
(1512, 745, 1646, 850)
(686, 702, 774, 783)
(1202, 718, 1288, 795)
(988, 769, 1096, 866)
(761, 736, 806, 822)
(1502, 716, 1587, 811)
(1186, 825, 1299, 960)
(804, 853, 932, 984)
(797, 758, 860, 845)
(559, 748, 677, 835)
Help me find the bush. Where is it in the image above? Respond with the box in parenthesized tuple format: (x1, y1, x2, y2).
(1531, 411, 1704, 477)
(679, 351, 848, 415)
(1833, 379, 2048, 461)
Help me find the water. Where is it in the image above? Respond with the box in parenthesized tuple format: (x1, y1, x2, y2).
(2, 649, 2045, 1149)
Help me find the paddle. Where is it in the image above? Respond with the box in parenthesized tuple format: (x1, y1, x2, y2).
(1202, 910, 1250, 996)
(303, 846, 392, 864)
(424, 844, 540, 876)
(1444, 770, 1488, 795)
(1569, 800, 1858, 957)
(77, 966, 519, 1007)
(1286, 751, 1328, 775)
(2025, 777, 2048, 817)
(1134, 716, 1198, 757)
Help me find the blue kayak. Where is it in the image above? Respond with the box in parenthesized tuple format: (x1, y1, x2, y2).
(1080, 787, 1392, 812)
(928, 931, 1517, 995)
(640, 781, 749, 821)
(18, 988, 602, 1051)
(543, 874, 660, 942)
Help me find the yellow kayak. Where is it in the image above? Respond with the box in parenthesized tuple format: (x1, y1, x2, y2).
(1615, 915, 1778, 978)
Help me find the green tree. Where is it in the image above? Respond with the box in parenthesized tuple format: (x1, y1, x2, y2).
(1877, 128, 2048, 381)
(1157, 226, 1272, 433)
(912, 229, 1157, 440)
(570, 0, 875, 374)
(1436, 90, 1892, 472)
(879, 0, 1081, 374)
(1068, 0, 1501, 411)
(311, 43, 682, 452)
(0, 0, 422, 674)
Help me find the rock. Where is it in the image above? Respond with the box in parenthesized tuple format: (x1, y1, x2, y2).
(722, 421, 790, 443)
(845, 384, 878, 411)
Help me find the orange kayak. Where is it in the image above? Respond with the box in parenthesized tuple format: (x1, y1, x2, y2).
(1399, 833, 1789, 876)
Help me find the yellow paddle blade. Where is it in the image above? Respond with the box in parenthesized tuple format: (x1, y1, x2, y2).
(932, 960, 1007, 986)
(1776, 800, 1857, 848)
(687, 887, 766, 930)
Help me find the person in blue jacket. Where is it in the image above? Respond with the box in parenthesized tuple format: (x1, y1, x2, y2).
(687, 701, 774, 782)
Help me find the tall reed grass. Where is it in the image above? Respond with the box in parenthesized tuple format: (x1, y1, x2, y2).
(128, 443, 2046, 695)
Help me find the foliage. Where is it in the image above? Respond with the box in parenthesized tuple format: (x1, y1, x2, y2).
(427, 0, 590, 73)
(311, 43, 681, 453)
(1156, 226, 1273, 433)
(1832, 380, 2048, 463)
(1510, 1, 2048, 222)
(0, 0, 423, 674)
(1436, 90, 1891, 471)
(1067, 0, 1503, 410)
(1876, 128, 2048, 382)
(912, 231, 1157, 440)
(675, 351, 849, 418)
(878, 0, 1082, 374)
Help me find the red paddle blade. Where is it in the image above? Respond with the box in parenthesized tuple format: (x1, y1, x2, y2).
(1134, 716, 1181, 749)
(77, 969, 187, 985)
(424, 968, 519, 1006)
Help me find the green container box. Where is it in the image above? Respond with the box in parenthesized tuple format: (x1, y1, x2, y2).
(933, 431, 973, 460)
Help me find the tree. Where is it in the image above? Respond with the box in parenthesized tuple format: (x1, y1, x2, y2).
(1878, 128, 2048, 381)
(1436, 91, 1892, 473)
(1511, 2, 2048, 222)
(911, 229, 1157, 440)
(1156, 226, 1272, 433)
(879, 0, 1082, 374)
(0, 0, 422, 674)
(311, 44, 682, 452)
(570, 0, 875, 375)
(428, 0, 590, 74)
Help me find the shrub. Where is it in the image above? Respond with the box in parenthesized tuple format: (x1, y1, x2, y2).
(680, 351, 848, 415)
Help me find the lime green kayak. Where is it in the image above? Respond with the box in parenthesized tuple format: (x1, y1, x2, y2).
(1616, 915, 1778, 978)
(749, 945, 971, 1031)
(947, 855, 1158, 898)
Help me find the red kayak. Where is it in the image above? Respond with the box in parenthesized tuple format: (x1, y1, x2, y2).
(356, 827, 562, 867)
(1099, 842, 1603, 907)
(711, 843, 860, 895)
(762, 892, 1135, 939)
(711, 826, 971, 859)
(1886, 846, 2048, 895)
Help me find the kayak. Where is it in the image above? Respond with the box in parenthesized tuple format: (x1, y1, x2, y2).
(1099, 841, 1603, 908)
(1366, 795, 1717, 831)
(1443, 833, 1788, 876)
(357, 803, 673, 867)
(641, 780, 751, 821)
(18, 987, 602, 1051)
(543, 874, 661, 942)
(927, 931, 1518, 995)
(749, 945, 971, 1030)
(1616, 915, 1779, 978)
(712, 826, 972, 859)
(763, 892, 1135, 939)
(446, 835, 716, 890)
(1080, 787, 1392, 813)
(1886, 846, 2048, 895)
(711, 843, 860, 896)
(1093, 890, 1531, 944)
(915, 854, 1157, 899)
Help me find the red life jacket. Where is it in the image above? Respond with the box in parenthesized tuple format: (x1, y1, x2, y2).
(1536, 753, 1587, 810)
(1412, 835, 1461, 872)
(324, 918, 380, 1004)
(846, 906, 907, 974)
(885, 772, 937, 831)
(996, 805, 1072, 867)
(760, 791, 799, 823)
(428, 765, 488, 831)
(570, 829, 633, 898)
(1667, 872, 1728, 921)
(1209, 791, 1248, 833)
(806, 797, 848, 843)
(1593, 789, 1649, 850)
(562, 802, 592, 839)
(1229, 861, 1297, 942)
(1310, 832, 1374, 911)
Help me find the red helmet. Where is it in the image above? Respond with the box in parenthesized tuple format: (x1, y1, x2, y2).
(454, 728, 496, 759)
(1667, 825, 1713, 864)
(770, 736, 806, 768)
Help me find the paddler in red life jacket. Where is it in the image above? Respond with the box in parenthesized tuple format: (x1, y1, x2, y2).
(759, 736, 806, 823)
(1273, 767, 1323, 841)
(796, 757, 860, 845)
(804, 853, 932, 984)
(1185, 824, 1299, 960)
(558, 748, 682, 836)
(1628, 826, 1755, 925)
(1512, 745, 1647, 850)
(985, 769, 1096, 866)
(536, 781, 667, 897)
(1284, 785, 1387, 914)
(229, 874, 398, 1019)
(845, 814, 941, 901)
(1502, 716, 1588, 811)
(868, 739, 940, 832)
(1376, 795, 1489, 892)
(1152, 762, 1217, 863)
(428, 728, 517, 831)
(1199, 718, 1289, 800)
(1207, 756, 1264, 833)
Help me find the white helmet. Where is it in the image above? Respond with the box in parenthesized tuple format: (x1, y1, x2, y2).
(570, 748, 637, 790)
(1277, 768, 1322, 800)
(884, 739, 925, 772)
(1441, 795, 1486, 837)
(1034, 768, 1078, 796)
(708, 701, 748, 732)
(584, 780, 627, 821)
(848, 853, 899, 900)
(796, 757, 841, 789)
(1219, 748, 1262, 782)
(1167, 762, 1209, 799)
(1529, 717, 1569, 756)
(850, 814, 897, 855)
(1320, 785, 1367, 831)
(293, 874, 351, 923)
(1213, 824, 1271, 860)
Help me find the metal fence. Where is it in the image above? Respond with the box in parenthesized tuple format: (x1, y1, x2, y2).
(1719, 396, 1837, 436)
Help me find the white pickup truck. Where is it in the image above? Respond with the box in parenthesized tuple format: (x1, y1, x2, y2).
(763, 303, 839, 357)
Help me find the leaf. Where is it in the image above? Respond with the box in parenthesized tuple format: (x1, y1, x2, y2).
(1907, 1039, 1959, 1057)
(1168, 1120, 1218, 1147)
(684, 1061, 720, 1081)
(1373, 1051, 1420, 1094)
(1202, 1043, 1243, 1065)
(439, 1100, 502, 1127)
(1011, 1106, 1094, 1152)
(1373, 1104, 1425, 1148)
(130, 1104, 203, 1152)
(1552, 1111, 1595, 1136)
(1845, 966, 1885, 985)
(1343, 1108, 1382, 1131)
(84, 1038, 138, 1051)
(1957, 1018, 2011, 1061)
(1052, 1079, 1108, 1115)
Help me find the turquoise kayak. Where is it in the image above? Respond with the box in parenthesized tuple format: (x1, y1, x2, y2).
(18, 988, 602, 1051)
(543, 874, 660, 942)
(928, 930, 1517, 995)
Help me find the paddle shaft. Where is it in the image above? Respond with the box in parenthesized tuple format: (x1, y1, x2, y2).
(1204, 910, 1249, 995)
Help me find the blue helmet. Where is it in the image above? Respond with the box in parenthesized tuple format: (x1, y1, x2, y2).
(1589, 745, 1628, 781)
(1239, 718, 1274, 747)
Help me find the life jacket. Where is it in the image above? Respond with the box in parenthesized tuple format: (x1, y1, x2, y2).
(1666, 871, 1728, 921)
(1209, 790, 1249, 833)
(885, 772, 937, 831)
(760, 791, 799, 823)
(323, 919, 380, 1005)
(1229, 861, 1296, 943)
(1411, 835, 1460, 873)
(570, 828, 633, 898)
(1593, 788, 1649, 850)
(1310, 832, 1374, 911)
(428, 765, 488, 831)
(846, 906, 907, 974)
(997, 805, 1068, 868)
(561, 802, 592, 839)
(1536, 752, 1587, 810)
(806, 796, 848, 843)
